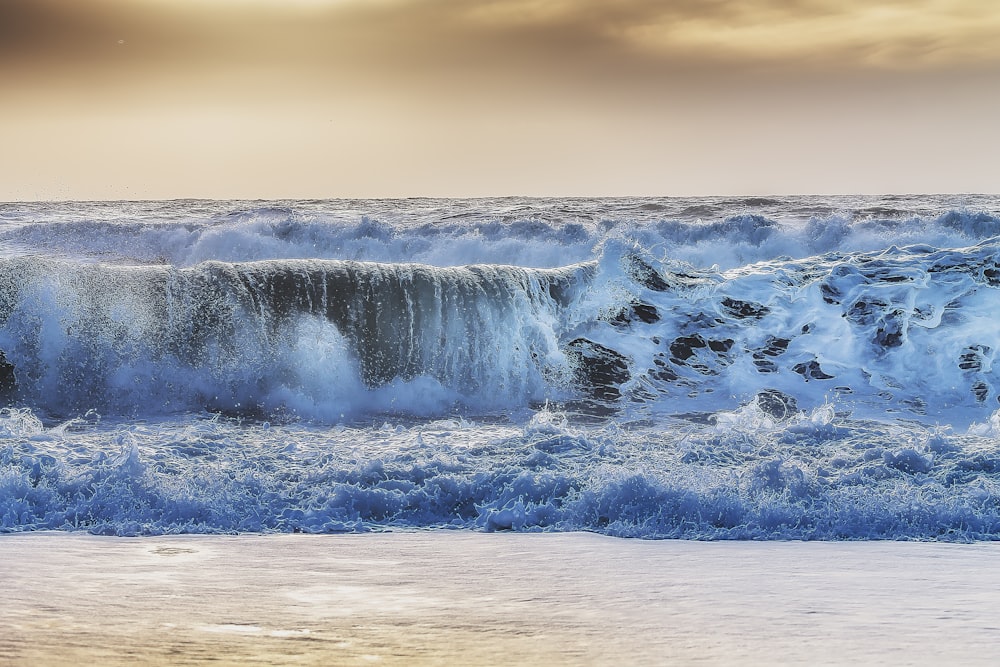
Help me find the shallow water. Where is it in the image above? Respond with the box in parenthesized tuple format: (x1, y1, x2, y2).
(3, 532, 999, 666)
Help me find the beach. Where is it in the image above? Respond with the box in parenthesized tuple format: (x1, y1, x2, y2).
(2, 532, 999, 666)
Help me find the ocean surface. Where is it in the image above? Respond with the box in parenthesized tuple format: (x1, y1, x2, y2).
(2, 194, 1000, 539)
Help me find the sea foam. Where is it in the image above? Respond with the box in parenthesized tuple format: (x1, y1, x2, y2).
(2, 195, 1000, 539)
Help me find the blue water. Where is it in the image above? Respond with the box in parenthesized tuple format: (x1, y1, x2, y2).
(2, 195, 1000, 539)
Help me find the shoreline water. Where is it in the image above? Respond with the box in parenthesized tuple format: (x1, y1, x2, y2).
(2, 531, 999, 666)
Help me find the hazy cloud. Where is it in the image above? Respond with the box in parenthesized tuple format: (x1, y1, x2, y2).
(5, 0, 998, 84)
(617, 0, 1000, 69)
(428, 0, 1000, 71)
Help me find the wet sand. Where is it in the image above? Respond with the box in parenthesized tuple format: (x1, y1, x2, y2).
(2, 532, 999, 666)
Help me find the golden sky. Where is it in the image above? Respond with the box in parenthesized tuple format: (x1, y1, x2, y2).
(2, 0, 998, 200)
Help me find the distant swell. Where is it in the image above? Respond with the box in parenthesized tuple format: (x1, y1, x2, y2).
(4, 198, 1000, 272)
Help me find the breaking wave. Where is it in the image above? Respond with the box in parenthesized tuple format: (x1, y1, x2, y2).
(1, 238, 999, 425)
(3, 194, 1000, 540)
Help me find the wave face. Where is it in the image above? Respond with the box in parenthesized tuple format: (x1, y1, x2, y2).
(0, 258, 587, 418)
(3, 194, 1000, 540)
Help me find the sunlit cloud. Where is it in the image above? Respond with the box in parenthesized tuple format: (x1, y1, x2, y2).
(453, 0, 1000, 70)
(619, 0, 1000, 69)
(5, 0, 998, 88)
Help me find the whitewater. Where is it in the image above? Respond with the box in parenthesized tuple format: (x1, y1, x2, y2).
(3, 194, 1000, 540)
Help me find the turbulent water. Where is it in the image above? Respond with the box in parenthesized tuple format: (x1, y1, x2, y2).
(3, 194, 1000, 539)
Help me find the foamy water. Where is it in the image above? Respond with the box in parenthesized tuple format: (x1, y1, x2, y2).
(2, 195, 1000, 539)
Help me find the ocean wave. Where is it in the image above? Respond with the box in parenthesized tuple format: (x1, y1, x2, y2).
(0, 238, 998, 425)
(3, 407, 1000, 540)
(0, 257, 591, 419)
(3, 196, 1000, 540)
(2, 197, 998, 272)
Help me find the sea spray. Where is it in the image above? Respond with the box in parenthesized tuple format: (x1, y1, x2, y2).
(2, 195, 1000, 539)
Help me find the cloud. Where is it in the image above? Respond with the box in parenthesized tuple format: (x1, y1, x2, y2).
(453, 0, 1000, 70)
(5, 0, 998, 115)
(5, 0, 998, 86)
(617, 0, 1000, 69)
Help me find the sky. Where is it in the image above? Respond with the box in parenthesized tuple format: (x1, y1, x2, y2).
(2, 0, 999, 200)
